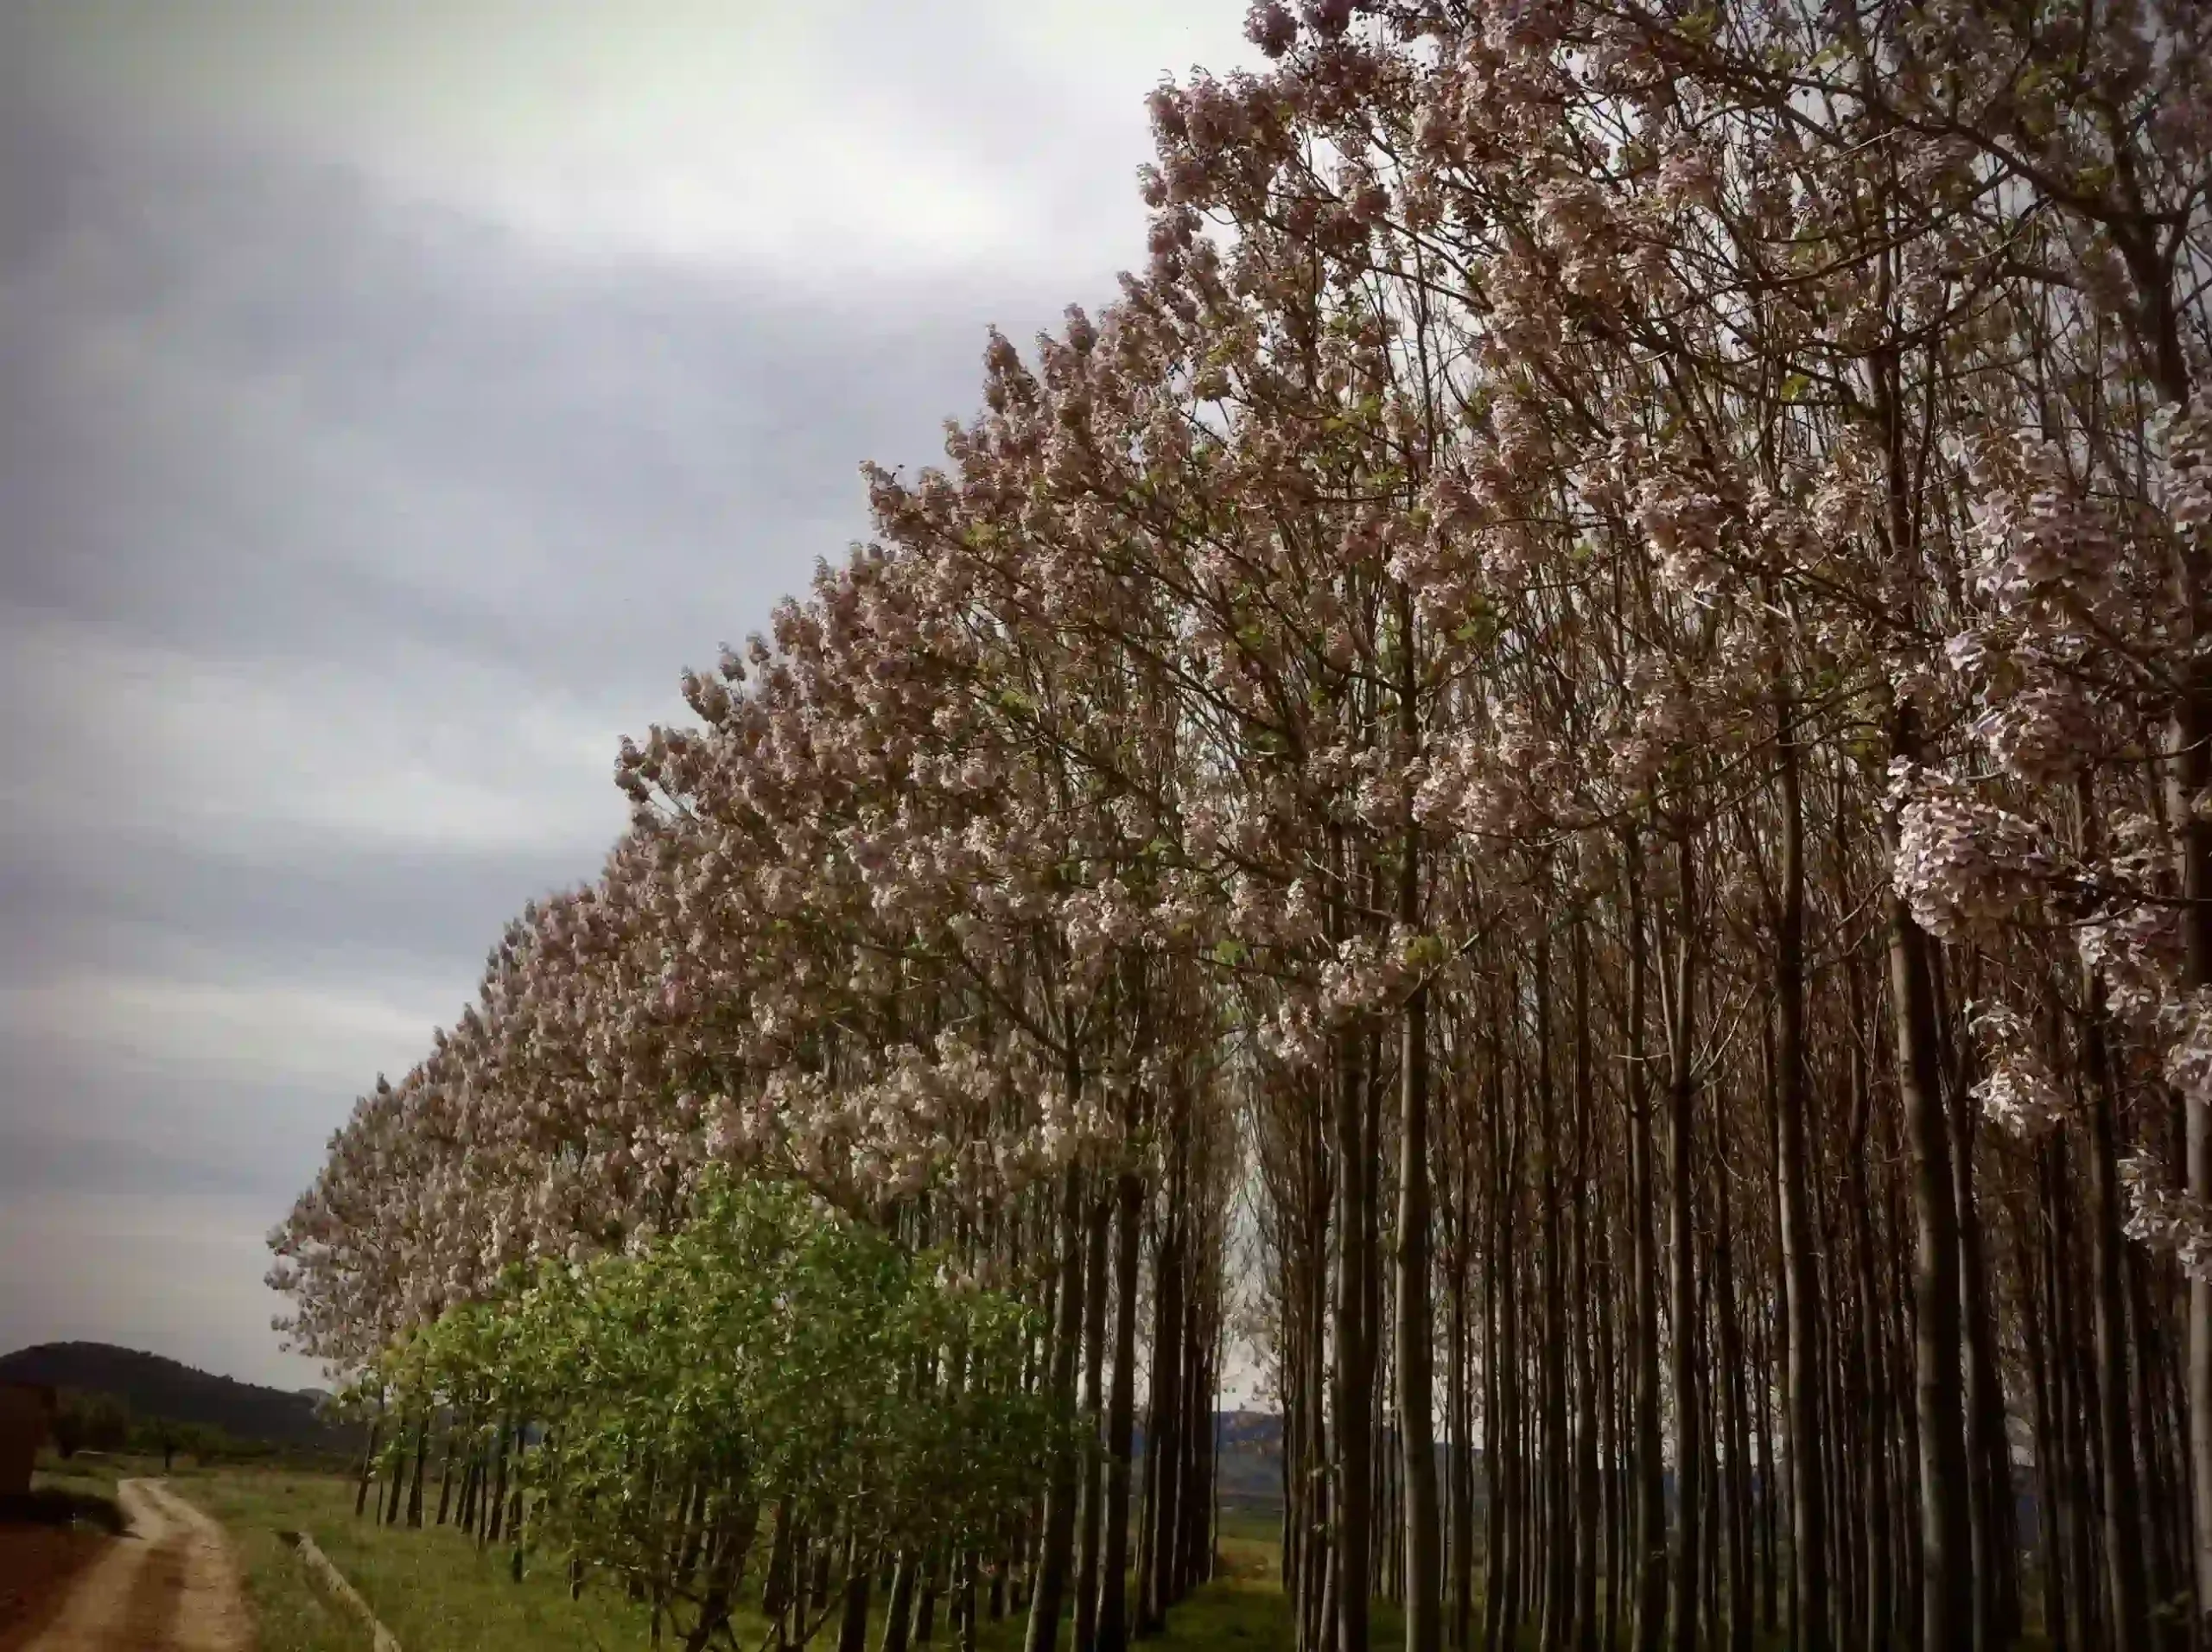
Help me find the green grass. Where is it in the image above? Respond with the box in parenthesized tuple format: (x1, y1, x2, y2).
(1213, 1507, 1283, 1547)
(166, 1465, 1313, 1652)
(49, 1458, 1479, 1652)
(188, 1473, 378, 1652)
(35, 1458, 2010, 1652)
(19, 1453, 2073, 1652)
(194, 1468, 663, 1652)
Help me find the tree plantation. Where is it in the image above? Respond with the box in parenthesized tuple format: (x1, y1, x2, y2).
(270, 3, 2212, 1650)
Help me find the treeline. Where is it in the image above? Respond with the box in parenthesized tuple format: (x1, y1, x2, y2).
(275, 3, 2212, 1652)
(46, 1388, 321, 1468)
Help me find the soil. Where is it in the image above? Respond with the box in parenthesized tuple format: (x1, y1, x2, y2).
(0, 1524, 108, 1649)
(1, 1479, 251, 1652)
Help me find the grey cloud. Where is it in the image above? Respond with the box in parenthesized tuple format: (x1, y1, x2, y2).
(0, 108, 1087, 700)
(0, 1128, 286, 1200)
(0, 817, 594, 988)
(0, 8, 1194, 1386)
(2, 1038, 379, 1210)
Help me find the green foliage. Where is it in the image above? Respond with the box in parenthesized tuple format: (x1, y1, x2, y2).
(50, 1388, 132, 1457)
(374, 1173, 1060, 1637)
(47, 1387, 274, 1465)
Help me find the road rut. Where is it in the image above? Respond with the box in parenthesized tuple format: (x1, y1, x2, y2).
(19, 1479, 249, 1652)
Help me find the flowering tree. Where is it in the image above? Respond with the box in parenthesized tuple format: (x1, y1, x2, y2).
(276, 3, 2212, 1650)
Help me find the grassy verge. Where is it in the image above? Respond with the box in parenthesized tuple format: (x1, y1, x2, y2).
(22, 1458, 2063, 1652)
(172, 1465, 1313, 1652)
(185, 1473, 378, 1652)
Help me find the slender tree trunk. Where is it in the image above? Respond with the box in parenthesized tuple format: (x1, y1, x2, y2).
(1140, 1198, 1183, 1632)
(915, 1557, 941, 1645)
(1949, 1078, 2015, 1652)
(459, 1448, 480, 1535)
(1536, 928, 1572, 1652)
(1481, 1145, 1508, 1652)
(436, 1426, 456, 1528)
(355, 1410, 380, 1519)
(1884, 787, 1974, 1651)
(1076, 1192, 1112, 1652)
(407, 1418, 429, 1528)
(1570, 911, 1601, 1652)
(1714, 1162, 1753, 1652)
(1751, 1302, 1777, 1639)
(841, 1533, 874, 1652)
(2083, 967, 2153, 1651)
(384, 1439, 404, 1527)
(485, 1421, 512, 1548)
(1027, 1160, 1089, 1652)
(959, 1548, 980, 1652)
(1626, 827, 1668, 1652)
(2020, 1188, 2066, 1652)
(1336, 1027, 1376, 1652)
(1096, 1168, 1143, 1652)
(1395, 798, 1442, 1652)
(1597, 1208, 1623, 1652)
(1774, 676, 1829, 1652)
(1668, 824, 1703, 1652)
(1450, 1226, 1475, 1652)
(883, 1552, 919, 1652)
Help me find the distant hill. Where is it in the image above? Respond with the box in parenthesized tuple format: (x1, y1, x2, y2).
(0, 1342, 356, 1453)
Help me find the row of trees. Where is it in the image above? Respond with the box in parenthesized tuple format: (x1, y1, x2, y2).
(277, 2, 2212, 1649)
(347, 1176, 1067, 1651)
(47, 1391, 276, 1470)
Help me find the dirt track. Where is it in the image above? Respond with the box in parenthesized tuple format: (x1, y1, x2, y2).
(16, 1479, 249, 1652)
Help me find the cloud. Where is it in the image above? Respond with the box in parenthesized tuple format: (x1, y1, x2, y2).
(0, 0, 1255, 1386)
(5, 1, 1254, 282)
(0, 1190, 319, 1388)
(3, 974, 442, 1096)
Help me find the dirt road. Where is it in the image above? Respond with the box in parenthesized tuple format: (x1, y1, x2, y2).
(16, 1479, 250, 1652)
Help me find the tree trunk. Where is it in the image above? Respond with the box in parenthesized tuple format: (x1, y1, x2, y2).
(2082, 967, 2153, 1651)
(882, 1552, 918, 1652)
(1885, 807, 1974, 1651)
(407, 1418, 429, 1528)
(1026, 1160, 1089, 1652)
(1668, 824, 1703, 1652)
(1395, 821, 1442, 1652)
(1713, 1162, 1752, 1652)
(1773, 676, 1828, 1652)
(1096, 1169, 1144, 1652)
(841, 1533, 874, 1652)
(1139, 1198, 1182, 1633)
(1625, 827, 1667, 1652)
(355, 1410, 380, 1519)
(1335, 1028, 1376, 1652)
(1076, 1191, 1112, 1652)
(1570, 910, 1601, 1652)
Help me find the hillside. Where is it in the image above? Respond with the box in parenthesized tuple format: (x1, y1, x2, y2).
(0, 1342, 355, 1453)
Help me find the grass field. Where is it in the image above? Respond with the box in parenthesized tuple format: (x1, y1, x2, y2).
(31, 1453, 1305, 1652)
(22, 1456, 1912, 1652)
(38, 1459, 1932, 1652)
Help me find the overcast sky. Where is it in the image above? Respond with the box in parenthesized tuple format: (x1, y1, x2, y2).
(0, 0, 1255, 1389)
